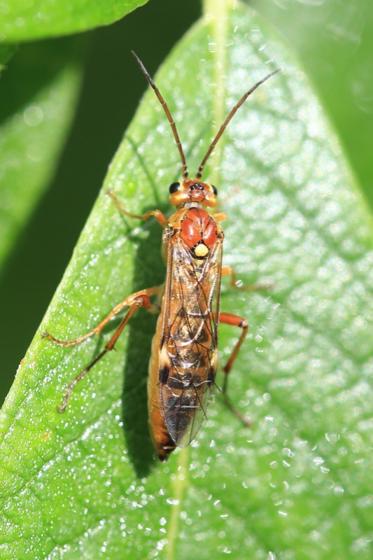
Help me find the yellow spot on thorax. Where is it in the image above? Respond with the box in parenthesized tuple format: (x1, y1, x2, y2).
(194, 243, 209, 257)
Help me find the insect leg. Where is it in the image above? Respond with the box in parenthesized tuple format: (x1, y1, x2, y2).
(57, 291, 157, 412)
(212, 212, 227, 222)
(222, 265, 273, 292)
(108, 190, 168, 228)
(42, 286, 162, 347)
(220, 312, 250, 427)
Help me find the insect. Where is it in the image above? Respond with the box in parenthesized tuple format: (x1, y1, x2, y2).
(43, 52, 278, 461)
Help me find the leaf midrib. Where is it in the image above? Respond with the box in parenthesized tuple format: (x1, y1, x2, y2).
(164, 2, 232, 557)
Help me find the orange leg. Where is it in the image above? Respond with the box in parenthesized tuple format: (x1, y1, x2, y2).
(220, 312, 250, 427)
(43, 286, 162, 412)
(222, 265, 273, 292)
(42, 287, 161, 347)
(107, 190, 168, 228)
(212, 212, 227, 223)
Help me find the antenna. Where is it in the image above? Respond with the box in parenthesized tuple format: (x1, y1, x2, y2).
(132, 51, 189, 179)
(196, 69, 280, 178)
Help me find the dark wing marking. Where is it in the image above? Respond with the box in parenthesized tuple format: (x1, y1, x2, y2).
(159, 234, 222, 447)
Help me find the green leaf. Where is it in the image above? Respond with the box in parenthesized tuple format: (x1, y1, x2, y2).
(0, 39, 83, 271)
(0, 0, 149, 42)
(250, 0, 373, 210)
(0, 45, 15, 74)
(1, 1, 372, 558)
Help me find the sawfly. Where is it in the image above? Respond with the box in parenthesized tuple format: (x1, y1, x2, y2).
(44, 52, 278, 460)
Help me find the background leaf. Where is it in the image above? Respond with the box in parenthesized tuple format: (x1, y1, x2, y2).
(0, 39, 83, 272)
(0, 0, 148, 42)
(251, 0, 373, 210)
(0, 1, 372, 559)
(0, 45, 15, 74)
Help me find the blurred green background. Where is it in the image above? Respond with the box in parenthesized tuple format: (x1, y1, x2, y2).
(0, 0, 372, 407)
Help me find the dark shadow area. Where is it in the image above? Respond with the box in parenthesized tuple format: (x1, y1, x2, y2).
(0, 38, 84, 125)
(121, 208, 167, 477)
(0, 0, 200, 405)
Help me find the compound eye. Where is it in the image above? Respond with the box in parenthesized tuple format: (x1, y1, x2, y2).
(169, 182, 180, 194)
(212, 184, 218, 196)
